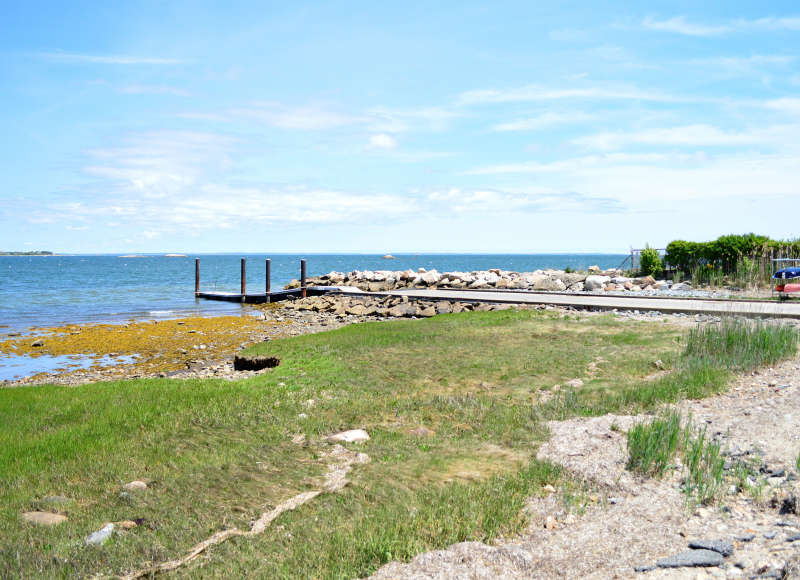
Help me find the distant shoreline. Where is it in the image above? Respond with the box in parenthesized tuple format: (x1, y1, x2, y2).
(0, 251, 54, 256)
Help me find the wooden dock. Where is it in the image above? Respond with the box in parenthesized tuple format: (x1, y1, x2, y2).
(194, 258, 800, 318)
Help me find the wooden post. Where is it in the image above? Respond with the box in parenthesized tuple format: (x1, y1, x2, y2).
(265, 258, 271, 303)
(301, 259, 307, 298)
(241, 258, 246, 301)
(195, 258, 200, 295)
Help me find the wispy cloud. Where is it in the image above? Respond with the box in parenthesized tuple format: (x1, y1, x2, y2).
(38, 52, 185, 65)
(491, 111, 595, 132)
(642, 16, 730, 36)
(457, 84, 678, 105)
(426, 188, 623, 214)
(368, 133, 397, 149)
(120, 84, 191, 96)
(572, 123, 797, 150)
(643, 15, 800, 36)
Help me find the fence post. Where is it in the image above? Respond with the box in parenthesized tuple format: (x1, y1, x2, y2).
(265, 258, 271, 303)
(301, 259, 307, 299)
(195, 258, 200, 295)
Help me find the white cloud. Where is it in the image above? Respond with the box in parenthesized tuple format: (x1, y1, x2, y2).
(643, 15, 800, 36)
(369, 133, 397, 149)
(120, 85, 191, 96)
(426, 187, 622, 214)
(457, 84, 678, 105)
(571, 123, 800, 150)
(491, 111, 595, 132)
(642, 16, 730, 36)
(38, 52, 184, 65)
(766, 98, 800, 115)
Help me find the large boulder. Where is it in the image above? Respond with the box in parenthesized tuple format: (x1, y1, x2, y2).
(533, 277, 566, 291)
(584, 275, 610, 291)
(420, 270, 441, 286)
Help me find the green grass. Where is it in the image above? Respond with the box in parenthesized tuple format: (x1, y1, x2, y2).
(623, 318, 798, 505)
(626, 410, 684, 477)
(0, 310, 796, 578)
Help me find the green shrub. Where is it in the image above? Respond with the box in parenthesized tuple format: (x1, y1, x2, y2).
(639, 245, 662, 277)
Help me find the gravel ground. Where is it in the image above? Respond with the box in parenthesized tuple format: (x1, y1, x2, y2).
(368, 355, 800, 580)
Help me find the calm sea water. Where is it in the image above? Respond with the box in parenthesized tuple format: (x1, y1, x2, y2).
(0, 253, 626, 333)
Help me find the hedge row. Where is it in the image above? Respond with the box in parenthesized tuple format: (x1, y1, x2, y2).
(665, 234, 800, 273)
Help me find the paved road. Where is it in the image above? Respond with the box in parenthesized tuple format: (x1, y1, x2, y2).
(381, 288, 800, 319)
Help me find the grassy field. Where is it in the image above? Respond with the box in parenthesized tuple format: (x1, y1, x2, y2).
(0, 309, 792, 578)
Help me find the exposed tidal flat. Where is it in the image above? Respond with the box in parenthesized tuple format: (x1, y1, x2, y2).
(1, 253, 625, 381)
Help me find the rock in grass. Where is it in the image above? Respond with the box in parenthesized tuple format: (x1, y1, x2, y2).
(232, 354, 280, 371)
(85, 523, 115, 545)
(564, 378, 584, 389)
(123, 480, 148, 492)
(656, 549, 723, 568)
(327, 429, 370, 443)
(688, 539, 734, 557)
(22, 511, 67, 526)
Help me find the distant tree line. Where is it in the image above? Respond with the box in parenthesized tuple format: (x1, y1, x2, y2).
(0, 250, 53, 256)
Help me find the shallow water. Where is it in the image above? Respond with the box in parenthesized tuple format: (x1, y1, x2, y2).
(0, 253, 626, 333)
(0, 353, 138, 382)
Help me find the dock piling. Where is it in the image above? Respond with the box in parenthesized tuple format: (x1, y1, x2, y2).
(301, 259, 307, 298)
(266, 258, 271, 303)
(241, 258, 246, 302)
(195, 258, 200, 296)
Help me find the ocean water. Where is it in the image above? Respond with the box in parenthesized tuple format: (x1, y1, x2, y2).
(0, 253, 627, 333)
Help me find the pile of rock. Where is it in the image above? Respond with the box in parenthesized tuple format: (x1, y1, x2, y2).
(284, 294, 523, 318)
(287, 266, 677, 294)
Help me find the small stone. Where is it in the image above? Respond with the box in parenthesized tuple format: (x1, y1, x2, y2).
(543, 485, 557, 494)
(653, 359, 665, 370)
(764, 530, 778, 539)
(410, 426, 435, 437)
(116, 520, 138, 530)
(297, 413, 308, 419)
(327, 429, 370, 443)
(22, 511, 67, 526)
(544, 515, 557, 529)
(688, 539, 734, 557)
(123, 480, 148, 492)
(564, 378, 584, 389)
(634, 565, 655, 572)
(85, 523, 115, 545)
(30, 339, 44, 347)
(734, 534, 755, 542)
(787, 534, 800, 542)
(656, 549, 724, 568)
(779, 495, 797, 515)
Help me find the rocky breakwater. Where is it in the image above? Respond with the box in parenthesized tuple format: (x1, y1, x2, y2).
(283, 294, 524, 318)
(287, 265, 672, 294)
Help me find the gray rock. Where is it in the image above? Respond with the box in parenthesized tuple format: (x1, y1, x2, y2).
(764, 530, 778, 539)
(656, 549, 723, 568)
(688, 539, 734, 557)
(85, 523, 115, 545)
(787, 534, 800, 542)
(584, 275, 610, 291)
(734, 534, 755, 542)
(634, 564, 656, 572)
(22, 511, 67, 526)
(327, 429, 370, 443)
(671, 282, 692, 291)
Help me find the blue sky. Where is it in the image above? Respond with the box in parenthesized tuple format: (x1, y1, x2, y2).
(2, 1, 800, 253)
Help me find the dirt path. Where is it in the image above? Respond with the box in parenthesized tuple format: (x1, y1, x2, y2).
(369, 356, 800, 579)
